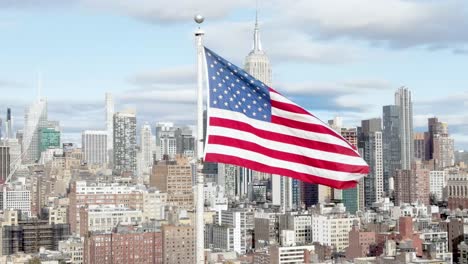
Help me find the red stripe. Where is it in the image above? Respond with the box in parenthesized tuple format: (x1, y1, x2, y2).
(208, 135, 369, 174)
(271, 100, 313, 116)
(209, 117, 360, 157)
(205, 153, 359, 189)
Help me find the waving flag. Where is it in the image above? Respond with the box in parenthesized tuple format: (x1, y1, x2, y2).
(203, 47, 368, 189)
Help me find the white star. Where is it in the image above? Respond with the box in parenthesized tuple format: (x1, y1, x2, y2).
(207, 52, 212, 57)
(230, 97, 234, 101)
(234, 70, 238, 73)
(213, 88, 217, 92)
(228, 63, 231, 66)
(233, 94, 237, 98)
(218, 83, 222, 87)
(242, 98, 246, 102)
(247, 105, 251, 109)
(258, 96, 262, 100)
(219, 68, 223, 72)
(243, 109, 247, 113)
(235, 105, 239, 109)
(242, 86, 246, 90)
(263, 115, 267, 119)
(230, 83, 235, 87)
(224, 102, 228, 106)
(253, 112, 257, 116)
(212, 76, 216, 80)
(236, 91, 240, 94)
(210, 64, 214, 68)
(247, 93, 251, 97)
(213, 100, 217, 104)
(258, 108, 262, 111)
(225, 76, 229, 80)
(250, 80, 254, 83)
(218, 95, 223, 99)
(214, 61, 218, 64)
(253, 101, 257, 104)
(244, 73, 248, 77)
(216, 72, 220, 76)
(236, 79, 240, 83)
(264, 103, 268, 107)
(224, 90, 228, 94)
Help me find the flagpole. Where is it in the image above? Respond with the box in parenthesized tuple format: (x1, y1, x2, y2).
(194, 14, 205, 264)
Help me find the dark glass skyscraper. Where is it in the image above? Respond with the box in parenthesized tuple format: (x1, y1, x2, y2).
(383, 105, 401, 193)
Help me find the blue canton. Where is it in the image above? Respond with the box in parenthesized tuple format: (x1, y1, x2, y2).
(205, 47, 272, 122)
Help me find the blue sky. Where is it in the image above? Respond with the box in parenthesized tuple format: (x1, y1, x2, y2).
(0, 0, 467, 148)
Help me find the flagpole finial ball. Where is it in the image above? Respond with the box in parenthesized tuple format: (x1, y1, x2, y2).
(194, 14, 205, 24)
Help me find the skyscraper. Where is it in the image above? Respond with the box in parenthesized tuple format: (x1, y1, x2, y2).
(0, 146, 10, 182)
(113, 109, 137, 176)
(244, 11, 276, 205)
(105, 92, 114, 163)
(432, 122, 455, 169)
(140, 122, 154, 169)
(382, 105, 401, 193)
(395, 87, 414, 170)
(244, 10, 272, 87)
(23, 97, 48, 164)
(82, 130, 107, 165)
(360, 118, 384, 207)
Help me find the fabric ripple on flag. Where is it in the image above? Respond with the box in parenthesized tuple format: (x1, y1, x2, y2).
(203, 47, 369, 189)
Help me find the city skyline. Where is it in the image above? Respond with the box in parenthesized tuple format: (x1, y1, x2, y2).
(0, 1, 467, 150)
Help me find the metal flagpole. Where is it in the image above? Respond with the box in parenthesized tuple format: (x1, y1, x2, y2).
(194, 14, 205, 264)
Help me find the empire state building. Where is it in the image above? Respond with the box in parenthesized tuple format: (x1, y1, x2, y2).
(244, 13, 272, 87)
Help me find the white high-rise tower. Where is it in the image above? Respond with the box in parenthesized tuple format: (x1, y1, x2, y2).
(244, 9, 272, 86)
(395, 87, 413, 170)
(140, 122, 154, 169)
(105, 93, 114, 163)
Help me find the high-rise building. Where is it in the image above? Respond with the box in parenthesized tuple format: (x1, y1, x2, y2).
(383, 105, 401, 193)
(150, 157, 194, 209)
(432, 122, 455, 169)
(140, 122, 154, 169)
(113, 109, 137, 176)
(82, 130, 107, 165)
(39, 127, 60, 153)
(360, 118, 384, 207)
(105, 93, 114, 162)
(301, 183, 319, 208)
(394, 161, 430, 205)
(341, 127, 360, 214)
(175, 126, 195, 157)
(155, 122, 176, 160)
(23, 97, 48, 164)
(272, 175, 292, 211)
(414, 132, 426, 160)
(244, 11, 272, 87)
(395, 87, 414, 170)
(429, 170, 446, 202)
(0, 146, 10, 182)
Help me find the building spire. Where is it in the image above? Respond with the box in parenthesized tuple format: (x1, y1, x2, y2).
(253, 0, 262, 52)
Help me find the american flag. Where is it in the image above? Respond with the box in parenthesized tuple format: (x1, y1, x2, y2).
(203, 47, 368, 189)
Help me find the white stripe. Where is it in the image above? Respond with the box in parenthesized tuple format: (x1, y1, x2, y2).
(209, 108, 355, 150)
(270, 91, 298, 106)
(206, 144, 365, 182)
(209, 126, 367, 166)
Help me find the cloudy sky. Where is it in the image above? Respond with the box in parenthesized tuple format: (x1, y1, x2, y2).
(0, 0, 467, 148)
